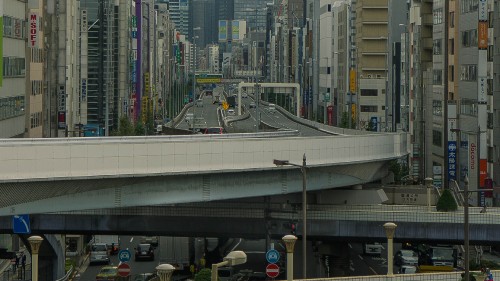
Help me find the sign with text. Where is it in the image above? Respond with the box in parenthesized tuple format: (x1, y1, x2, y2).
(29, 12, 39, 48)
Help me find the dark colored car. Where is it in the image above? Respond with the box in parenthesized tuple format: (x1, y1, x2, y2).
(204, 127, 224, 134)
(135, 244, 155, 261)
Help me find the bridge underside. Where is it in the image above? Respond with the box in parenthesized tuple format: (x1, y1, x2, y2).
(0, 209, 496, 245)
(0, 160, 389, 215)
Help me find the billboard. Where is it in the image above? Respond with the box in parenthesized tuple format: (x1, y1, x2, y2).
(29, 12, 39, 48)
(218, 20, 228, 42)
(0, 0, 3, 86)
(232, 20, 240, 41)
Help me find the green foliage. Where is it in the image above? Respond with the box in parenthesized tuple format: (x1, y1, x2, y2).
(135, 122, 145, 135)
(436, 189, 458, 212)
(339, 112, 355, 129)
(470, 259, 500, 270)
(65, 259, 76, 273)
(111, 116, 135, 136)
(388, 160, 409, 184)
(194, 268, 212, 281)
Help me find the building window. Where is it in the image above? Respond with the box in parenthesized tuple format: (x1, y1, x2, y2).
(460, 65, 477, 81)
(31, 48, 44, 63)
(449, 65, 454, 82)
(30, 112, 42, 128)
(0, 96, 25, 121)
(2, 16, 25, 39)
(460, 98, 478, 116)
(360, 105, 378, 112)
(461, 29, 478, 47)
(31, 80, 42, 96)
(461, 0, 478, 14)
(2, 57, 26, 77)
(449, 12, 455, 27)
(432, 100, 442, 116)
(433, 8, 443, 24)
(433, 39, 442, 55)
(433, 130, 442, 147)
(360, 89, 378, 96)
(433, 70, 442, 85)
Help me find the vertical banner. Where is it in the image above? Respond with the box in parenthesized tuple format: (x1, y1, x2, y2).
(477, 0, 488, 205)
(29, 12, 39, 48)
(218, 20, 227, 42)
(349, 68, 356, 92)
(447, 103, 457, 183)
(0, 0, 3, 87)
(232, 20, 240, 41)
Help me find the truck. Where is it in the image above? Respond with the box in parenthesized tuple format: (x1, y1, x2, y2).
(93, 235, 120, 255)
(226, 96, 236, 108)
(403, 243, 457, 269)
(158, 237, 192, 270)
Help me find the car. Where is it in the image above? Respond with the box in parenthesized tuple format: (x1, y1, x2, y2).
(399, 265, 417, 274)
(268, 103, 276, 113)
(134, 273, 157, 281)
(227, 109, 235, 116)
(196, 99, 203, 107)
(135, 243, 155, 261)
(394, 249, 419, 267)
(95, 266, 118, 281)
(203, 127, 224, 134)
(249, 102, 256, 109)
(90, 243, 110, 265)
(140, 236, 158, 247)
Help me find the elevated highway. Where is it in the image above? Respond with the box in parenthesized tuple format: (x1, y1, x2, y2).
(1, 203, 500, 244)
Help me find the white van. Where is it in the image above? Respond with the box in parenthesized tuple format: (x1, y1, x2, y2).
(268, 103, 276, 113)
(89, 243, 110, 264)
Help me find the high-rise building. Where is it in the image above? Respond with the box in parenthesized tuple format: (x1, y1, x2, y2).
(234, 0, 269, 32)
(164, 0, 189, 36)
(190, 0, 217, 47)
(0, 0, 27, 138)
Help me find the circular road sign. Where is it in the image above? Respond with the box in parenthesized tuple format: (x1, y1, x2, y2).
(266, 249, 280, 264)
(117, 262, 131, 277)
(266, 263, 280, 278)
(118, 249, 131, 263)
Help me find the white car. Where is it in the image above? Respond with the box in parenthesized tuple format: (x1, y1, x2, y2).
(395, 249, 419, 266)
(227, 109, 235, 116)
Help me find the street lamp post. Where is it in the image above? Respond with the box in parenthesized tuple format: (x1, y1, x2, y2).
(156, 264, 175, 281)
(211, 251, 247, 281)
(191, 27, 201, 132)
(273, 154, 307, 278)
(28, 236, 43, 281)
(282, 235, 297, 281)
(424, 177, 433, 212)
(464, 175, 470, 281)
(383, 222, 397, 276)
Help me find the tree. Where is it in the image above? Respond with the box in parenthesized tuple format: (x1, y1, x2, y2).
(388, 160, 409, 184)
(194, 268, 212, 281)
(339, 112, 355, 129)
(110, 116, 135, 136)
(436, 189, 458, 212)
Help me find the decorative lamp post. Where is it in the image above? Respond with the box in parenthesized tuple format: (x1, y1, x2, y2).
(156, 263, 175, 281)
(28, 236, 43, 281)
(211, 251, 247, 281)
(424, 177, 433, 212)
(383, 222, 397, 276)
(282, 235, 297, 281)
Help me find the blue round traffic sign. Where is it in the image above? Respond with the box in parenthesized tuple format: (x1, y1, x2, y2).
(118, 249, 131, 262)
(266, 249, 280, 264)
